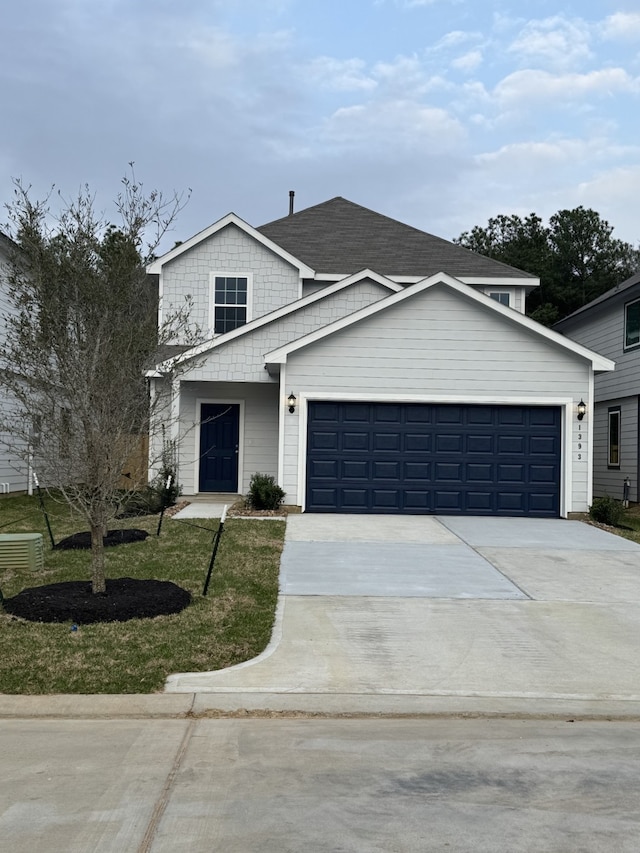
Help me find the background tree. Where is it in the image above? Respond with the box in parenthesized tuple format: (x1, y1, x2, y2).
(455, 207, 639, 325)
(0, 172, 195, 594)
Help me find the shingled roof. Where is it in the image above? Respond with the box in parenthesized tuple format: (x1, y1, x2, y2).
(258, 197, 536, 280)
(554, 270, 640, 330)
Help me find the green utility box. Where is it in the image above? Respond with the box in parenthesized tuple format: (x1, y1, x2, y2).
(0, 533, 45, 572)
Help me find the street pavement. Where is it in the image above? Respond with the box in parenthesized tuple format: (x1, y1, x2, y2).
(1, 717, 639, 852)
(2, 513, 640, 851)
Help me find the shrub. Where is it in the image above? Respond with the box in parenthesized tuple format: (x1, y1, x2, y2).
(118, 467, 181, 517)
(246, 473, 285, 510)
(589, 495, 625, 527)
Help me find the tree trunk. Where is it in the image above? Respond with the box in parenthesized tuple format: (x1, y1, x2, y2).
(90, 523, 106, 594)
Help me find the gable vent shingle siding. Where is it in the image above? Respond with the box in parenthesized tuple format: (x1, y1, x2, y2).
(257, 197, 535, 280)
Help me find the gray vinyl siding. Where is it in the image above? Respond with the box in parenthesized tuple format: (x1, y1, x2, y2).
(161, 223, 301, 343)
(559, 298, 640, 402)
(0, 396, 29, 493)
(282, 285, 591, 510)
(177, 381, 279, 495)
(0, 244, 29, 492)
(592, 397, 639, 502)
(182, 279, 392, 384)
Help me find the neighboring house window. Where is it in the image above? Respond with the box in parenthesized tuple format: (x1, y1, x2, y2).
(608, 407, 621, 468)
(59, 408, 72, 459)
(489, 292, 510, 307)
(624, 299, 640, 349)
(211, 274, 249, 334)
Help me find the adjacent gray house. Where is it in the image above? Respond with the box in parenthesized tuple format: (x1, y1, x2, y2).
(0, 231, 29, 494)
(555, 271, 640, 503)
(147, 197, 613, 517)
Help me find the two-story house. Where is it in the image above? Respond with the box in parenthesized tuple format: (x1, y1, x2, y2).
(554, 271, 640, 503)
(147, 196, 613, 517)
(0, 231, 29, 494)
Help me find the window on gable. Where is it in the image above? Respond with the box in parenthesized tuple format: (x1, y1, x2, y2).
(489, 292, 510, 307)
(624, 299, 640, 349)
(608, 407, 621, 468)
(213, 275, 248, 334)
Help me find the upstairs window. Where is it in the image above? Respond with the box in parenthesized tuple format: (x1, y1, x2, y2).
(624, 299, 640, 349)
(608, 407, 621, 468)
(489, 292, 510, 307)
(211, 274, 250, 334)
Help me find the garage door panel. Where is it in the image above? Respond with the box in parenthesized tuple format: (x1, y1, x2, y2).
(404, 490, 431, 509)
(529, 465, 557, 483)
(436, 434, 463, 453)
(405, 433, 431, 452)
(497, 492, 526, 511)
(466, 492, 493, 511)
(434, 490, 463, 511)
(436, 406, 463, 424)
(499, 409, 526, 426)
(404, 462, 431, 480)
(498, 436, 525, 454)
(310, 460, 338, 478)
(530, 436, 557, 455)
(342, 489, 369, 508)
(306, 402, 560, 517)
(372, 490, 402, 509)
(529, 493, 557, 512)
(342, 404, 370, 423)
(310, 431, 338, 451)
(435, 462, 462, 481)
(467, 407, 494, 425)
(342, 460, 369, 479)
(373, 461, 400, 479)
(467, 435, 493, 453)
(308, 488, 339, 508)
(497, 464, 526, 482)
(466, 463, 493, 481)
(343, 432, 369, 451)
(374, 433, 400, 451)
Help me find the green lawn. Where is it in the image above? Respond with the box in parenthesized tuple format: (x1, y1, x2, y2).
(0, 494, 284, 694)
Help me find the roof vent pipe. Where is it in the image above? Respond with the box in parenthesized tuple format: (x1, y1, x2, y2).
(289, 190, 295, 216)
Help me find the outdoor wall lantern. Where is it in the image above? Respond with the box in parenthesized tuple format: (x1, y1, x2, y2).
(287, 392, 297, 414)
(577, 399, 586, 421)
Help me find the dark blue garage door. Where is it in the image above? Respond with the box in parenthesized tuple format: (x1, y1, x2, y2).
(306, 402, 561, 517)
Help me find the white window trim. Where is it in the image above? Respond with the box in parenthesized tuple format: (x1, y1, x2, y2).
(624, 298, 640, 351)
(608, 406, 621, 468)
(208, 272, 254, 335)
(486, 288, 515, 308)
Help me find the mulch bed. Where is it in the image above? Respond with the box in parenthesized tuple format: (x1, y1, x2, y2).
(54, 529, 149, 550)
(2, 577, 191, 624)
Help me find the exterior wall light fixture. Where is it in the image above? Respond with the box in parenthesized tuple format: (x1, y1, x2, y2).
(287, 392, 297, 414)
(577, 399, 586, 421)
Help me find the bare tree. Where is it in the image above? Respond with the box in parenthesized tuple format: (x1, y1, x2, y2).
(0, 170, 197, 593)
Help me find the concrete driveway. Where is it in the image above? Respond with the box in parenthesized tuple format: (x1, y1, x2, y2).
(166, 515, 640, 709)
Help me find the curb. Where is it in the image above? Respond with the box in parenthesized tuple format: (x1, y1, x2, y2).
(2, 693, 640, 721)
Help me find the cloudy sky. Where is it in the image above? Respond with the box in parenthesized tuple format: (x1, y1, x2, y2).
(2, 0, 639, 252)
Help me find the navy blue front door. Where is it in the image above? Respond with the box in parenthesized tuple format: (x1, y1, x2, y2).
(199, 404, 240, 492)
(306, 402, 561, 517)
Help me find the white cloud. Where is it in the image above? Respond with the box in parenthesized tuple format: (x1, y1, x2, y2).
(508, 16, 593, 71)
(577, 166, 640, 242)
(305, 57, 377, 92)
(493, 68, 639, 108)
(451, 50, 483, 73)
(322, 99, 466, 155)
(600, 12, 640, 42)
